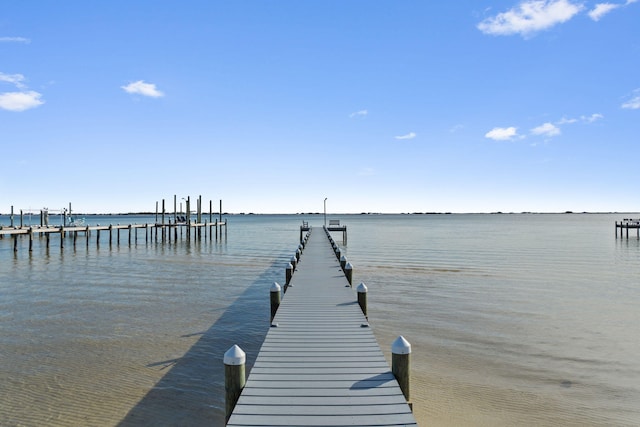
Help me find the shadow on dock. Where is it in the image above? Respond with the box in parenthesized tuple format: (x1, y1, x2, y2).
(117, 258, 283, 426)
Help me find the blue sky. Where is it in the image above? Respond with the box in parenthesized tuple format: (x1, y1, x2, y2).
(2, 1, 639, 214)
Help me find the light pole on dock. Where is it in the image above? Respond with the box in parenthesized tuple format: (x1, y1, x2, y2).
(324, 198, 328, 227)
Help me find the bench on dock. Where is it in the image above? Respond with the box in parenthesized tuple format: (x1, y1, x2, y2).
(328, 219, 340, 227)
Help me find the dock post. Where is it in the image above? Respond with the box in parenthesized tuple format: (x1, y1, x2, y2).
(224, 345, 246, 423)
(340, 255, 347, 270)
(344, 262, 353, 286)
(290, 255, 297, 271)
(392, 336, 412, 405)
(10, 205, 14, 227)
(285, 263, 293, 292)
(357, 282, 368, 319)
(13, 235, 18, 252)
(60, 227, 64, 248)
(270, 282, 281, 323)
(109, 225, 113, 246)
(128, 224, 132, 246)
(29, 227, 34, 252)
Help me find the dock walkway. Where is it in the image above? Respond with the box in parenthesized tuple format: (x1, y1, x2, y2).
(227, 227, 417, 426)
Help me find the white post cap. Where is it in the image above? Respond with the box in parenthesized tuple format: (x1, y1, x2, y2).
(391, 336, 412, 355)
(345, 262, 353, 270)
(224, 344, 246, 365)
(291, 255, 297, 262)
(357, 282, 368, 293)
(340, 255, 347, 262)
(271, 282, 281, 292)
(287, 263, 293, 269)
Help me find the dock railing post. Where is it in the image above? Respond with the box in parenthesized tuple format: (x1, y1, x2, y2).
(270, 282, 281, 323)
(357, 282, 368, 319)
(344, 262, 353, 286)
(392, 336, 412, 406)
(224, 345, 246, 423)
(285, 262, 293, 292)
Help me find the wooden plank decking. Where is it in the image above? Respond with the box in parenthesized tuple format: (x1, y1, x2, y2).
(227, 227, 417, 426)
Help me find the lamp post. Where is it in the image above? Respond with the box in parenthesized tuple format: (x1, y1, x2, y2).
(324, 198, 327, 227)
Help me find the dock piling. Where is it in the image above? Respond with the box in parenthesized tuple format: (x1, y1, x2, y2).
(224, 345, 246, 423)
(285, 263, 293, 291)
(344, 261, 353, 286)
(270, 282, 281, 323)
(392, 336, 412, 405)
(357, 282, 368, 319)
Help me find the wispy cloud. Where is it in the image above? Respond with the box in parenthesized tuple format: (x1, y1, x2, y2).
(121, 80, 164, 98)
(622, 89, 640, 109)
(0, 91, 44, 112)
(0, 36, 30, 44)
(349, 109, 368, 118)
(477, 0, 583, 37)
(557, 113, 604, 124)
(394, 132, 417, 140)
(485, 127, 519, 141)
(582, 113, 604, 122)
(531, 122, 561, 137)
(588, 0, 638, 21)
(0, 72, 27, 89)
(588, 3, 621, 20)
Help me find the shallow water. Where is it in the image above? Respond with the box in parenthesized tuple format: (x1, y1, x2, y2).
(1, 213, 639, 426)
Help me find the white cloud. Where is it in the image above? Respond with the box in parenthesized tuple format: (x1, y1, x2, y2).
(395, 132, 417, 140)
(531, 122, 561, 136)
(121, 80, 164, 98)
(557, 116, 579, 124)
(0, 72, 27, 89)
(0, 36, 30, 43)
(588, 3, 620, 21)
(477, 0, 583, 37)
(0, 91, 44, 111)
(622, 89, 640, 109)
(349, 109, 368, 118)
(485, 127, 519, 141)
(557, 113, 603, 124)
(582, 113, 604, 122)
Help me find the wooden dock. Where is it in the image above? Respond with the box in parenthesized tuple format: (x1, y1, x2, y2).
(615, 219, 640, 239)
(0, 220, 227, 251)
(226, 227, 417, 426)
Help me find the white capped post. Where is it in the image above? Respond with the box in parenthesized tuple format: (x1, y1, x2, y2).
(224, 345, 246, 421)
(392, 336, 412, 404)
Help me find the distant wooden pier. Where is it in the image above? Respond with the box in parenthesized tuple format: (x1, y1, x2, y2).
(225, 226, 416, 426)
(0, 196, 228, 251)
(0, 221, 227, 252)
(615, 219, 640, 239)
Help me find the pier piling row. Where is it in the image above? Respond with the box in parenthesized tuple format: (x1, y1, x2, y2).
(615, 219, 640, 239)
(225, 226, 416, 426)
(0, 221, 227, 252)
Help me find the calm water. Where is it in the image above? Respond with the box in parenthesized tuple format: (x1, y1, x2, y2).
(1, 213, 639, 426)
